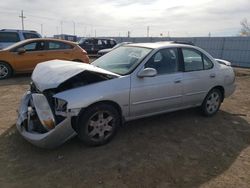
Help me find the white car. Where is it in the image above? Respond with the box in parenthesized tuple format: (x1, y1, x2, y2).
(16, 41, 236, 148)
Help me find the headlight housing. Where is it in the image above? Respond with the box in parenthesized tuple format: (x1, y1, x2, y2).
(32, 94, 56, 131)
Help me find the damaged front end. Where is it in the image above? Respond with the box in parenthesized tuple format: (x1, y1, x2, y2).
(16, 60, 119, 148)
(16, 90, 78, 148)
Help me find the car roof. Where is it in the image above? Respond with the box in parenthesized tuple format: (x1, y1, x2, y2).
(85, 37, 115, 41)
(3, 38, 77, 50)
(127, 41, 195, 49)
(0, 29, 38, 33)
(21, 38, 77, 44)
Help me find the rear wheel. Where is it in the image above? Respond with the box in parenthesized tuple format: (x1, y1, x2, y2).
(0, 62, 12, 79)
(77, 104, 121, 146)
(201, 89, 222, 116)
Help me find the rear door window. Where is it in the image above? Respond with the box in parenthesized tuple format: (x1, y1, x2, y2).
(182, 48, 203, 71)
(47, 41, 73, 50)
(182, 48, 214, 71)
(0, 32, 20, 42)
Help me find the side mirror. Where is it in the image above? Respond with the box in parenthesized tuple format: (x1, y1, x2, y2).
(137, 68, 157, 78)
(17, 48, 26, 54)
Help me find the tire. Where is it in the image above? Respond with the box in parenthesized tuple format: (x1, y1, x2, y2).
(201, 88, 222, 116)
(77, 103, 121, 146)
(0, 62, 12, 80)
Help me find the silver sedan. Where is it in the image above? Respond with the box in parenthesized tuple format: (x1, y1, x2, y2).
(16, 41, 236, 148)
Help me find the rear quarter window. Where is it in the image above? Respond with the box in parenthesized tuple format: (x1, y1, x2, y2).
(23, 33, 40, 39)
(0, 32, 20, 42)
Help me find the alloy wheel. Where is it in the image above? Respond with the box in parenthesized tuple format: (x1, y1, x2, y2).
(0, 64, 8, 79)
(86, 111, 114, 141)
(206, 92, 220, 114)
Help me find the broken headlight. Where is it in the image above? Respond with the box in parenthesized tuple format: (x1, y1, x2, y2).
(55, 98, 68, 114)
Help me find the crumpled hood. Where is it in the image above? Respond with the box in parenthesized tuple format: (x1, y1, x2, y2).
(32, 59, 119, 91)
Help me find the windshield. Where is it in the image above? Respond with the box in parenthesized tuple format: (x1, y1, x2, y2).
(92, 46, 152, 75)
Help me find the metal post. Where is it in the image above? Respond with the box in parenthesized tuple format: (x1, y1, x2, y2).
(41, 24, 43, 36)
(73, 22, 76, 35)
(19, 10, 26, 30)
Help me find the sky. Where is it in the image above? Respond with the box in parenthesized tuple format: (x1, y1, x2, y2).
(0, 0, 250, 37)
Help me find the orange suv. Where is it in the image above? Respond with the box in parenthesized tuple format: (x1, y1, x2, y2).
(0, 38, 89, 79)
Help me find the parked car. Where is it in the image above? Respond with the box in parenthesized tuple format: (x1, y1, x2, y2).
(0, 38, 89, 79)
(16, 41, 236, 148)
(0, 29, 41, 49)
(78, 38, 117, 54)
(97, 42, 132, 56)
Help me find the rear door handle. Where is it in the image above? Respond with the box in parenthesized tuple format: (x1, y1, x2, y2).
(210, 73, 216, 78)
(174, 79, 182, 84)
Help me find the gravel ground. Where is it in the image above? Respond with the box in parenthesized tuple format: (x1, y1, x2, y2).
(0, 68, 250, 188)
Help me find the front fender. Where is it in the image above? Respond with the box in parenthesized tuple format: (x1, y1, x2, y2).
(54, 76, 131, 117)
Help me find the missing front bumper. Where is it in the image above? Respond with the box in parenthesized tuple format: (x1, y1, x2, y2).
(16, 91, 77, 148)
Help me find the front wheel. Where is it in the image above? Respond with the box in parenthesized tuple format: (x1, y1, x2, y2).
(77, 104, 121, 146)
(201, 89, 222, 116)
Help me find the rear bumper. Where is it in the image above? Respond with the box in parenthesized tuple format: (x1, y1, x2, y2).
(16, 91, 77, 149)
(224, 83, 236, 98)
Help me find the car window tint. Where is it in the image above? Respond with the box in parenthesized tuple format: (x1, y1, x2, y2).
(203, 55, 213, 69)
(83, 39, 92, 45)
(145, 48, 178, 74)
(102, 40, 107, 45)
(0, 32, 20, 42)
(110, 40, 115, 46)
(48, 41, 73, 50)
(23, 33, 40, 39)
(98, 40, 102, 45)
(182, 49, 203, 71)
(23, 42, 38, 51)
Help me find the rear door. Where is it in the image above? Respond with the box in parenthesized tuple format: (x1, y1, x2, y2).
(80, 39, 94, 53)
(11, 41, 46, 71)
(44, 41, 74, 60)
(181, 48, 215, 107)
(130, 48, 183, 118)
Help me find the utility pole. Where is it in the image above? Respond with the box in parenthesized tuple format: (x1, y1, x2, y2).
(60, 21, 63, 34)
(19, 10, 26, 30)
(40, 24, 43, 36)
(147, 26, 150, 37)
(95, 30, 96, 37)
(73, 21, 76, 35)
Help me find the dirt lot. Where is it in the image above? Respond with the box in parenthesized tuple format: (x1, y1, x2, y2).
(0, 68, 250, 188)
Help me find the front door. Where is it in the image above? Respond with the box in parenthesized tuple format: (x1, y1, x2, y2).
(130, 48, 183, 118)
(12, 41, 46, 72)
